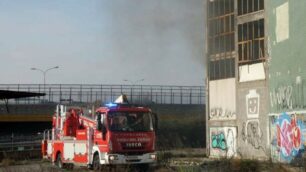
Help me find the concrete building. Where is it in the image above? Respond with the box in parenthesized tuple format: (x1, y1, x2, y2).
(206, 0, 306, 163)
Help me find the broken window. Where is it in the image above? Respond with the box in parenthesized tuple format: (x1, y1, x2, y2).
(238, 19, 265, 64)
(238, 0, 264, 16)
(209, 58, 235, 80)
(208, 0, 235, 56)
(208, 0, 235, 80)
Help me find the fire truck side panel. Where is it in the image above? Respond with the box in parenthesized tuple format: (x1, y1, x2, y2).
(41, 140, 47, 157)
(73, 142, 87, 163)
(47, 142, 52, 156)
(63, 142, 74, 161)
(76, 129, 87, 140)
(86, 128, 94, 165)
(74, 154, 88, 164)
(75, 142, 86, 152)
(52, 142, 63, 162)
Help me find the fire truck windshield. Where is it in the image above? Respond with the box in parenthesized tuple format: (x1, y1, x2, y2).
(108, 112, 153, 132)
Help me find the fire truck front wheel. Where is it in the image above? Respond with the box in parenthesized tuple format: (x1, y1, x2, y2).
(93, 153, 101, 171)
(56, 152, 63, 169)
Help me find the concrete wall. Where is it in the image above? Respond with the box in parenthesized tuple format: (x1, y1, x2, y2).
(209, 78, 236, 120)
(236, 81, 269, 159)
(210, 127, 237, 157)
(207, 0, 306, 162)
(268, 0, 306, 114)
(206, 0, 269, 160)
(208, 78, 238, 158)
(268, 0, 306, 163)
(208, 78, 270, 159)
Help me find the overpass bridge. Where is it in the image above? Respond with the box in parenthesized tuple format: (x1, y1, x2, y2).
(0, 84, 205, 122)
(0, 84, 205, 105)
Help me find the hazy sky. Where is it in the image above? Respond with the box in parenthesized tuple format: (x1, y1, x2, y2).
(0, 0, 205, 86)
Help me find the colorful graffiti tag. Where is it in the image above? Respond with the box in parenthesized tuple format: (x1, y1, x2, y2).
(272, 113, 305, 162)
(210, 127, 237, 157)
(212, 132, 227, 150)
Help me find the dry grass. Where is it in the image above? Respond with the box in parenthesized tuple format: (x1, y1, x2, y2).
(1, 158, 15, 167)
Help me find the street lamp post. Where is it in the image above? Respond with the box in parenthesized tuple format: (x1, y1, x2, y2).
(31, 66, 59, 93)
(123, 79, 144, 103)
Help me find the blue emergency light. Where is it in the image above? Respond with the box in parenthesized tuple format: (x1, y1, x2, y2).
(105, 102, 118, 108)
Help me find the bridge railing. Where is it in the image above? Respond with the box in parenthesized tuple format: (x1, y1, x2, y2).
(0, 84, 205, 105)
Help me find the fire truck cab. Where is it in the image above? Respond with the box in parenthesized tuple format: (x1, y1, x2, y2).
(42, 96, 158, 171)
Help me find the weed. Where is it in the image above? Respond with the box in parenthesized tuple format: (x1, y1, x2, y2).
(1, 158, 15, 167)
(176, 166, 202, 172)
(157, 151, 173, 164)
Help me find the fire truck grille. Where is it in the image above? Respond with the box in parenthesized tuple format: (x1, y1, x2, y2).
(124, 152, 146, 156)
(126, 159, 141, 163)
(121, 142, 146, 150)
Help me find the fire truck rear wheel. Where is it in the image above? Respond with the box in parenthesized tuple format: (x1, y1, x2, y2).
(56, 153, 63, 169)
(93, 154, 101, 171)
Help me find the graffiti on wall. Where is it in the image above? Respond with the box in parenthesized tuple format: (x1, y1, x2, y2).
(246, 89, 260, 119)
(270, 85, 293, 110)
(242, 119, 263, 149)
(209, 78, 236, 120)
(242, 89, 264, 149)
(212, 132, 226, 150)
(270, 76, 306, 111)
(210, 127, 237, 157)
(271, 113, 306, 162)
(210, 108, 236, 120)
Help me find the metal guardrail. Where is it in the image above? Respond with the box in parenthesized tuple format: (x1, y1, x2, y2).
(0, 134, 43, 144)
(0, 140, 41, 152)
(0, 134, 42, 153)
(0, 84, 205, 105)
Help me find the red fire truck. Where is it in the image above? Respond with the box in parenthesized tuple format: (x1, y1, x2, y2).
(41, 96, 158, 171)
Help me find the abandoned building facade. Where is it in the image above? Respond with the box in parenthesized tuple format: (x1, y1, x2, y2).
(206, 0, 306, 163)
